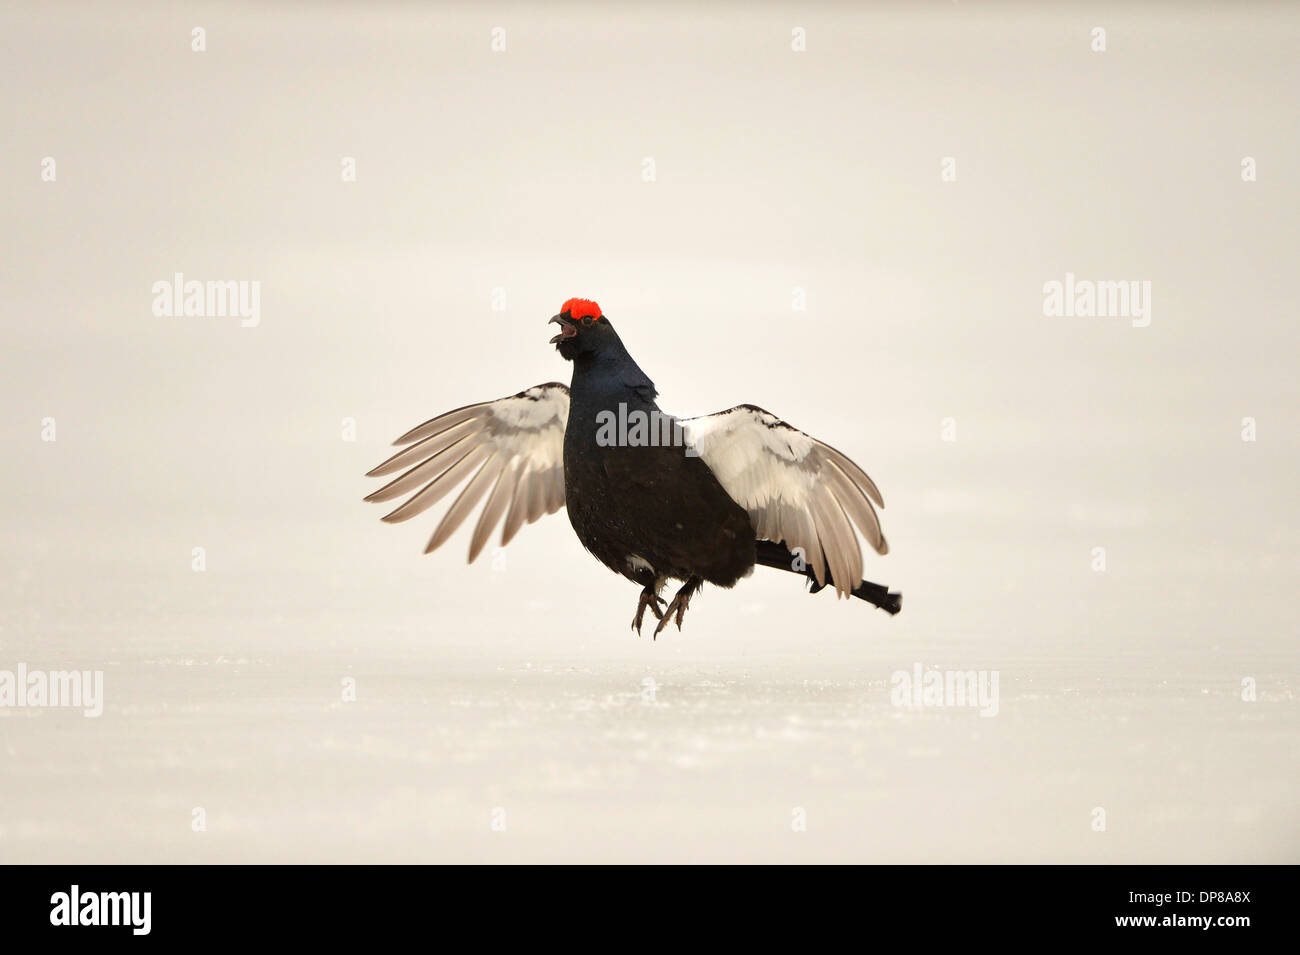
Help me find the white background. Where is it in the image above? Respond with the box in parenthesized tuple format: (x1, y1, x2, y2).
(1, 1, 1296, 862)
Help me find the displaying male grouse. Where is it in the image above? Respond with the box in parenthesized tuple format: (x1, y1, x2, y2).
(366, 298, 900, 636)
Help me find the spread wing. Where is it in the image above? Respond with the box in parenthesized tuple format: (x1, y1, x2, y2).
(682, 404, 887, 597)
(365, 383, 569, 562)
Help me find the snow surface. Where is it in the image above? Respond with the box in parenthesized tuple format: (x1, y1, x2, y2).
(2, 514, 1294, 863)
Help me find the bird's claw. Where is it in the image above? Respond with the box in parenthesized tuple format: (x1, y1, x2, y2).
(653, 579, 700, 639)
(631, 589, 667, 634)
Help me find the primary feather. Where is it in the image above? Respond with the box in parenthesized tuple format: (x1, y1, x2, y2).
(365, 383, 569, 561)
(682, 405, 887, 597)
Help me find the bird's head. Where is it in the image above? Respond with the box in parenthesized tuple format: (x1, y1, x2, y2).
(549, 298, 613, 361)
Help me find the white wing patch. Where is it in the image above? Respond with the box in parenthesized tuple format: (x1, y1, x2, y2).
(366, 383, 569, 562)
(682, 405, 887, 597)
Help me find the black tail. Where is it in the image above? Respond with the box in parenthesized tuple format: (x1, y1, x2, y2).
(754, 541, 902, 615)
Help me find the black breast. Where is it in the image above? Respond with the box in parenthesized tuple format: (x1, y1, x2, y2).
(563, 405, 755, 588)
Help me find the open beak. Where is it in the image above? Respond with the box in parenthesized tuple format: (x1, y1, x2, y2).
(548, 315, 578, 344)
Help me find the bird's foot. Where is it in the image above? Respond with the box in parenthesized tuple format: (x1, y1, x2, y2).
(632, 587, 667, 634)
(653, 578, 702, 639)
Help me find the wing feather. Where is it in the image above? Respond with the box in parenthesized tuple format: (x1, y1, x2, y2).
(545, 462, 566, 514)
(363, 432, 478, 503)
(381, 443, 491, 524)
(365, 418, 480, 480)
(525, 467, 548, 524)
(468, 462, 520, 563)
(823, 459, 887, 555)
(366, 383, 569, 561)
(393, 404, 482, 446)
(424, 452, 504, 553)
(683, 405, 888, 597)
(500, 474, 531, 546)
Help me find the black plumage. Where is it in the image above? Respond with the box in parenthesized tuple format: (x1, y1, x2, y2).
(367, 298, 900, 636)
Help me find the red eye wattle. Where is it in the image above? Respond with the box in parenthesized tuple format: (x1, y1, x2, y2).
(562, 298, 602, 320)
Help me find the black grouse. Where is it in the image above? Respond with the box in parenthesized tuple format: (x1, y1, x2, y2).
(366, 298, 900, 636)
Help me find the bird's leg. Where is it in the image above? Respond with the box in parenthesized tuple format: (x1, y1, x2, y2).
(632, 584, 667, 635)
(653, 577, 702, 639)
